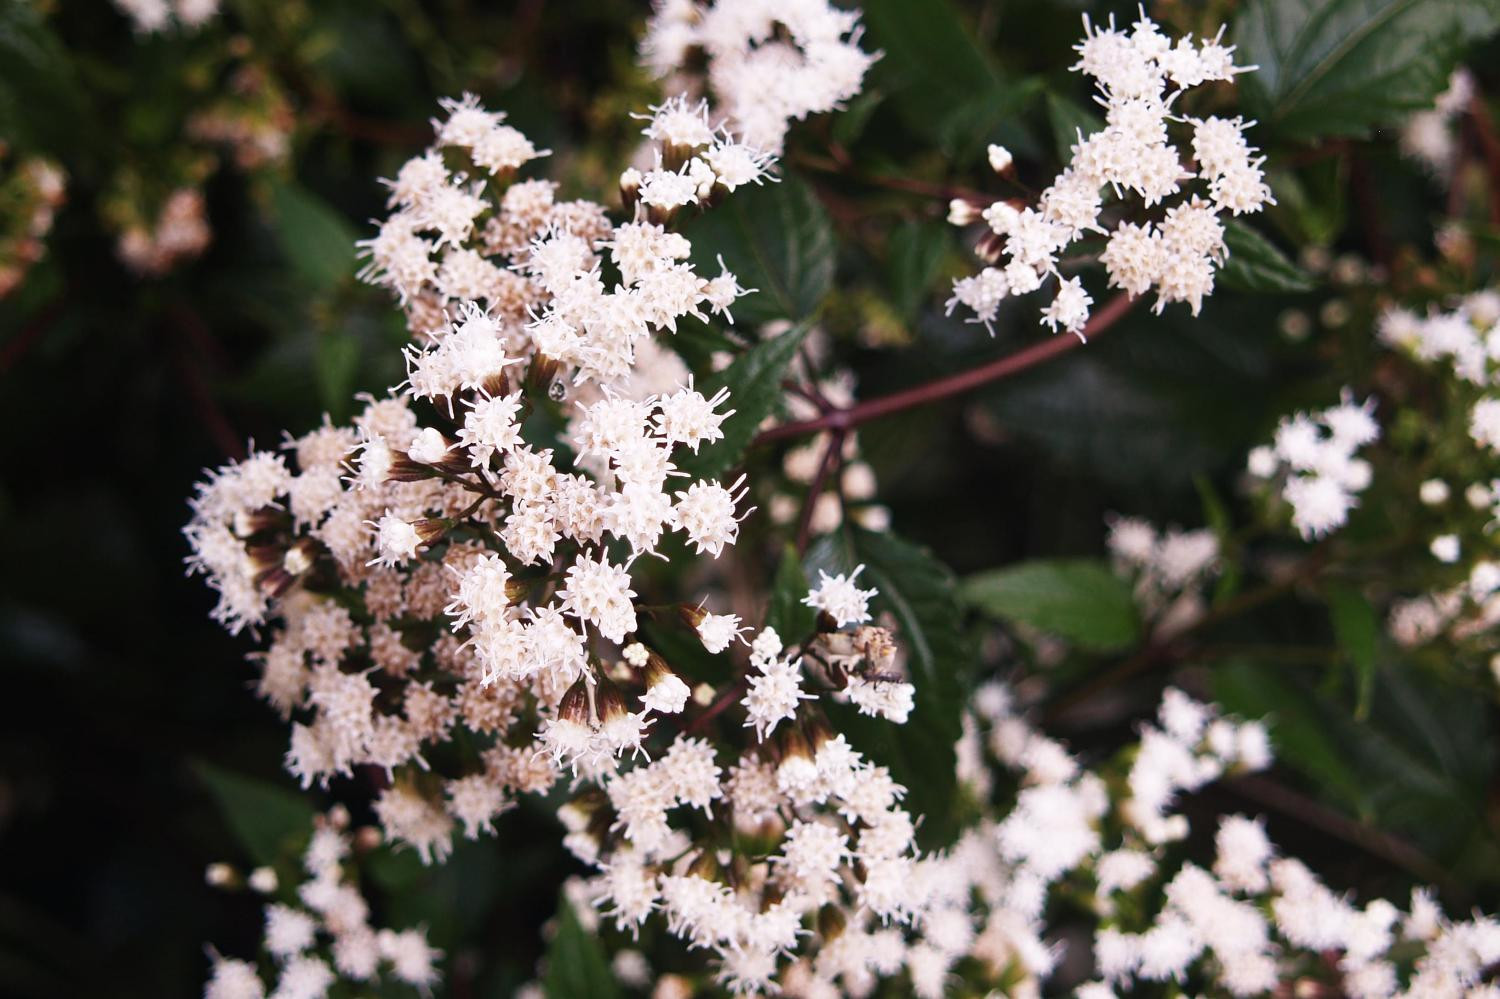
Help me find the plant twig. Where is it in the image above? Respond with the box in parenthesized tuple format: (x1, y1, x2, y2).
(1467, 92, 1500, 227)
(754, 293, 1138, 445)
(796, 429, 845, 555)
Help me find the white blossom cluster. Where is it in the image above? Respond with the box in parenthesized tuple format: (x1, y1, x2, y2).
(550, 572, 923, 996)
(947, 11, 1272, 338)
(1375, 293, 1500, 671)
(186, 99, 767, 863)
(1105, 514, 1220, 630)
(1400, 69, 1476, 178)
(359, 94, 771, 357)
(641, 0, 877, 153)
(0, 155, 66, 300)
(112, 0, 217, 33)
(204, 808, 440, 999)
(117, 187, 213, 276)
(1246, 391, 1379, 540)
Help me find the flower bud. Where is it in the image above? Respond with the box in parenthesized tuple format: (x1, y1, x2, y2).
(619, 168, 642, 212)
(642, 652, 690, 714)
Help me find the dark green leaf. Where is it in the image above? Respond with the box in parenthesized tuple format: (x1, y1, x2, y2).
(1220, 220, 1317, 294)
(315, 326, 361, 421)
(682, 177, 833, 326)
(1214, 659, 1495, 874)
(1046, 92, 1104, 166)
(0, 5, 92, 157)
(766, 543, 816, 642)
(542, 897, 620, 999)
(1327, 584, 1379, 719)
(1235, 0, 1500, 141)
(806, 528, 971, 848)
(676, 322, 810, 481)
(269, 178, 359, 291)
(861, 0, 1001, 156)
(885, 221, 952, 321)
(961, 559, 1141, 651)
(194, 762, 315, 868)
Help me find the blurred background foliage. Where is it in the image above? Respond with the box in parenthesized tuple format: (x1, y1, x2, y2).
(2, 0, 1500, 994)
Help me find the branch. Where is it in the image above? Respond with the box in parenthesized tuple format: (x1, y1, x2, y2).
(1467, 92, 1500, 227)
(755, 292, 1138, 445)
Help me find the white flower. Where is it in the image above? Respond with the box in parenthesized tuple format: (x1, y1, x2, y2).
(803, 565, 878, 627)
(695, 611, 746, 654)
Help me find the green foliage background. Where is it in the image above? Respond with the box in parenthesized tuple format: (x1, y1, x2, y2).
(2, 0, 1500, 994)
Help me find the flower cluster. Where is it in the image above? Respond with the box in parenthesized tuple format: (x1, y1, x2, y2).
(113, 0, 217, 33)
(1375, 293, 1500, 670)
(1246, 391, 1379, 540)
(359, 94, 769, 369)
(641, 0, 878, 153)
(1106, 514, 1220, 631)
(1094, 822, 1500, 998)
(947, 11, 1272, 338)
(1400, 68, 1476, 178)
(186, 100, 765, 868)
(0, 153, 65, 300)
(117, 187, 213, 276)
(204, 808, 440, 999)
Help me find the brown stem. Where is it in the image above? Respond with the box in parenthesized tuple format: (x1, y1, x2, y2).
(1229, 774, 1455, 891)
(685, 678, 747, 736)
(1467, 92, 1500, 227)
(796, 430, 846, 555)
(755, 292, 1138, 445)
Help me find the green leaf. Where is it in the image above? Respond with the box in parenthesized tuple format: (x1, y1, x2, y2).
(194, 762, 315, 868)
(766, 543, 816, 643)
(961, 559, 1141, 652)
(269, 178, 358, 291)
(682, 177, 833, 326)
(0, 5, 92, 157)
(1213, 659, 1371, 811)
(1327, 583, 1379, 719)
(1046, 92, 1104, 167)
(676, 321, 810, 481)
(1235, 0, 1500, 141)
(542, 897, 620, 999)
(1220, 220, 1317, 294)
(1214, 659, 1496, 877)
(885, 221, 952, 321)
(806, 528, 971, 849)
(315, 326, 360, 421)
(860, 0, 1003, 156)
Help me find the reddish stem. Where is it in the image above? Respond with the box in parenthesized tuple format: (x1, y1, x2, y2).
(1467, 93, 1500, 227)
(755, 292, 1137, 445)
(796, 430, 846, 555)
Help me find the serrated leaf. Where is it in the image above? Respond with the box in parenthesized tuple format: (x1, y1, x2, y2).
(1220, 220, 1316, 293)
(766, 543, 816, 643)
(806, 528, 971, 848)
(676, 322, 810, 481)
(961, 559, 1141, 652)
(1213, 659, 1370, 811)
(194, 762, 315, 868)
(542, 897, 620, 999)
(1235, 0, 1500, 142)
(1213, 658, 1495, 874)
(682, 178, 833, 326)
(269, 178, 358, 291)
